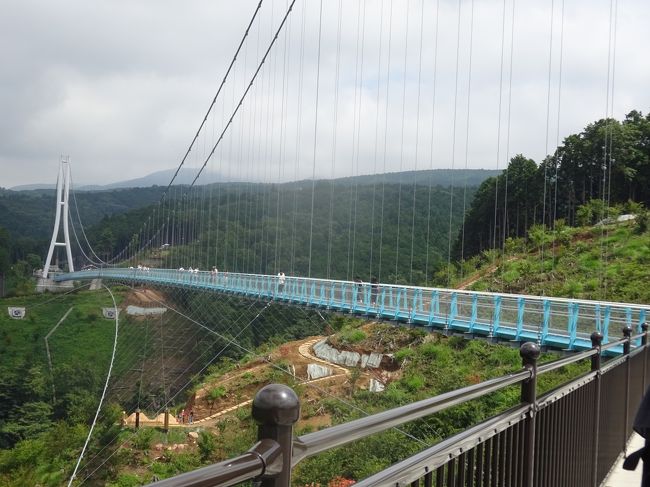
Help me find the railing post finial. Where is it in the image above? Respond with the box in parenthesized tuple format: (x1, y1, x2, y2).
(591, 331, 604, 371)
(623, 325, 633, 355)
(252, 384, 300, 486)
(590, 331, 605, 486)
(520, 341, 541, 370)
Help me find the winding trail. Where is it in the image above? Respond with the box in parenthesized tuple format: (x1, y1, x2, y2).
(190, 336, 350, 426)
(456, 257, 518, 290)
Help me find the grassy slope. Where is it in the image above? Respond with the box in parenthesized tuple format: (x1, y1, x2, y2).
(462, 222, 650, 304)
(0, 290, 120, 380)
(0, 289, 126, 486)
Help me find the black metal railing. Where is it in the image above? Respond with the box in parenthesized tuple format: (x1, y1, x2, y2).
(149, 325, 649, 487)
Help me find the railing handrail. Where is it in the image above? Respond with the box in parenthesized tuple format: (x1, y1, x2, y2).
(536, 346, 598, 374)
(291, 370, 531, 464)
(147, 439, 282, 487)
(600, 336, 629, 352)
(352, 404, 530, 487)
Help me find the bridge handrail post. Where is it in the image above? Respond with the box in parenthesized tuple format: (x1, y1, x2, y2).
(520, 342, 540, 487)
(642, 323, 648, 392)
(623, 325, 632, 355)
(623, 325, 632, 453)
(252, 384, 300, 487)
(590, 331, 603, 487)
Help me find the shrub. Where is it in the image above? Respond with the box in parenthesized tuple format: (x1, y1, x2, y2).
(419, 342, 451, 363)
(562, 280, 584, 298)
(348, 367, 362, 396)
(447, 335, 467, 350)
(553, 219, 573, 246)
(504, 237, 526, 254)
(623, 200, 645, 214)
(108, 473, 143, 487)
(501, 269, 520, 285)
(402, 374, 425, 393)
(197, 431, 216, 461)
(131, 428, 155, 451)
(528, 224, 552, 250)
(206, 386, 226, 412)
(337, 326, 367, 345)
(207, 386, 226, 401)
(635, 210, 648, 234)
(394, 348, 415, 364)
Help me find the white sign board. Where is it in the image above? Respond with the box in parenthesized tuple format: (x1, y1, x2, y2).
(8, 307, 25, 319)
(102, 308, 119, 319)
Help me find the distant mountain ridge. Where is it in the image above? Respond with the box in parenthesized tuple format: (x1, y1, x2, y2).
(8, 168, 230, 191)
(330, 169, 501, 187)
(9, 168, 501, 192)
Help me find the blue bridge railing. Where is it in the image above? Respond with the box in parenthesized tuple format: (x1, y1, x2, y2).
(56, 268, 650, 352)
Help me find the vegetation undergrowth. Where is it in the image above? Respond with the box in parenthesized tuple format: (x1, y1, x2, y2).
(460, 210, 650, 304)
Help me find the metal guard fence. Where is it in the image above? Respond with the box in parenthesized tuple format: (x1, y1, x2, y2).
(145, 326, 650, 487)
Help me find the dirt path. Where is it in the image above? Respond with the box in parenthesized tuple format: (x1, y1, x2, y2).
(456, 266, 497, 290)
(182, 335, 355, 427)
(456, 257, 518, 290)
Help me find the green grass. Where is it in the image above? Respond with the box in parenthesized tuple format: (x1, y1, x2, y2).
(467, 222, 650, 304)
(0, 289, 122, 377)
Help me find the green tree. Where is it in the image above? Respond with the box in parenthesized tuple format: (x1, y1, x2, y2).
(0, 401, 53, 443)
(197, 430, 216, 461)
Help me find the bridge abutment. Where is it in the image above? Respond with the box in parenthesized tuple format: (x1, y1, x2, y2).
(36, 276, 74, 293)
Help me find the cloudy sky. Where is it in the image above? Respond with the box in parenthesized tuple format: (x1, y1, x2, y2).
(2, 0, 649, 188)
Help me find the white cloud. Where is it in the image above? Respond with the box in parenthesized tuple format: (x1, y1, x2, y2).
(1, 0, 648, 188)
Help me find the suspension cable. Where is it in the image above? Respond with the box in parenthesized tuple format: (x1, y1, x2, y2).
(446, 0, 463, 286)
(189, 0, 298, 189)
(164, 0, 264, 194)
(460, 0, 476, 278)
(424, 0, 441, 286)
(67, 284, 119, 487)
(307, 0, 324, 278)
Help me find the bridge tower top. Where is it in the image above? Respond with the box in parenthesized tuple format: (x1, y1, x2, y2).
(42, 157, 74, 279)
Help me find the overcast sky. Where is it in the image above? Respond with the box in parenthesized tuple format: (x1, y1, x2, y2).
(1, 0, 649, 188)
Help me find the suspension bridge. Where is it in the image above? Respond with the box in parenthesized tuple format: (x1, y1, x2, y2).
(56, 267, 648, 354)
(20, 0, 650, 485)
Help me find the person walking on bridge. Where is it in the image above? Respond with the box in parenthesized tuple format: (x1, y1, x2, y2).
(278, 272, 286, 294)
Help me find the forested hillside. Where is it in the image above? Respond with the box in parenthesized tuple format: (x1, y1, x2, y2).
(0, 186, 168, 242)
(89, 181, 476, 285)
(0, 187, 166, 296)
(457, 110, 650, 258)
(0, 288, 329, 485)
(0, 169, 492, 296)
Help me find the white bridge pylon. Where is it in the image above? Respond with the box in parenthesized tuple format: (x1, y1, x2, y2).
(43, 157, 75, 279)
